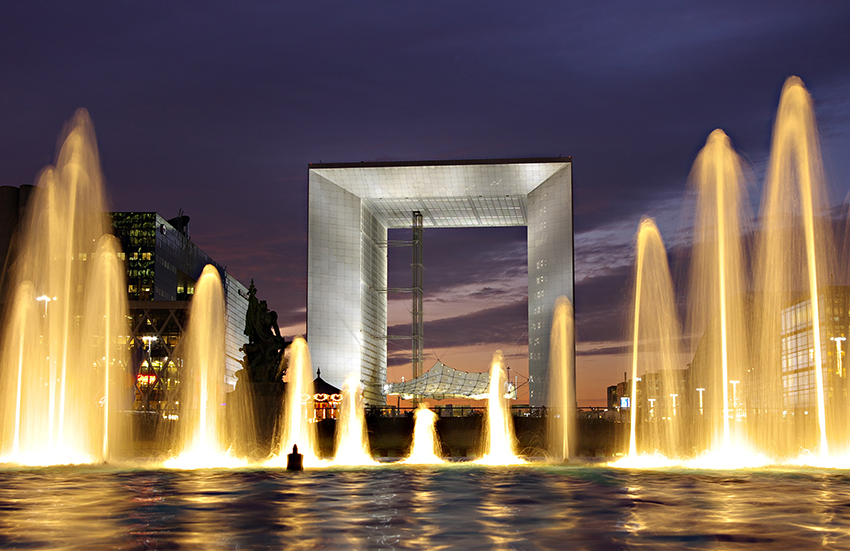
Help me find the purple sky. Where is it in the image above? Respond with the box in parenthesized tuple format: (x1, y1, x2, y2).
(2, 1, 849, 405)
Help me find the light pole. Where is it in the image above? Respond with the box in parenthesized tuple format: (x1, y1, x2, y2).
(141, 335, 157, 352)
(36, 295, 56, 317)
(670, 393, 678, 417)
(831, 336, 846, 377)
(696, 388, 705, 415)
(730, 380, 740, 419)
(139, 336, 158, 411)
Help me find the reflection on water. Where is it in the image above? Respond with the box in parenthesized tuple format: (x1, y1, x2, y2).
(1, 465, 850, 549)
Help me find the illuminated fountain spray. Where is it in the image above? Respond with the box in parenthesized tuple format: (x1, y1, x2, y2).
(685, 130, 762, 466)
(477, 351, 522, 465)
(269, 336, 320, 466)
(614, 76, 838, 468)
(333, 375, 375, 465)
(548, 296, 575, 462)
(83, 236, 131, 462)
(0, 110, 130, 465)
(165, 265, 244, 468)
(624, 218, 682, 464)
(402, 404, 444, 465)
(754, 76, 834, 460)
(3, 282, 40, 459)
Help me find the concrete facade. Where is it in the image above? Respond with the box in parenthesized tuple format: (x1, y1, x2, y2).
(307, 159, 573, 405)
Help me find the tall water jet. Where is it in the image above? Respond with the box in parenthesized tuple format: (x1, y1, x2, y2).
(754, 76, 834, 459)
(333, 375, 374, 465)
(0, 282, 39, 459)
(269, 336, 319, 466)
(687, 130, 752, 458)
(627, 218, 683, 460)
(478, 350, 522, 465)
(81, 236, 131, 462)
(165, 265, 242, 468)
(402, 404, 443, 464)
(0, 110, 129, 465)
(548, 296, 575, 462)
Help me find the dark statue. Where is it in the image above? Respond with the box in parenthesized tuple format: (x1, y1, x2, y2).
(229, 282, 289, 458)
(286, 444, 304, 471)
(239, 280, 289, 383)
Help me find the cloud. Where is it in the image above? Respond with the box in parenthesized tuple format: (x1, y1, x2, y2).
(577, 344, 631, 357)
(388, 300, 528, 350)
(387, 227, 527, 296)
(1, 1, 849, 406)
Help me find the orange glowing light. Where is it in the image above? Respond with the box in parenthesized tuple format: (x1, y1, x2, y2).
(136, 374, 157, 386)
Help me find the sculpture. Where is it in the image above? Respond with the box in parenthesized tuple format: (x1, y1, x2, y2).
(239, 281, 289, 383)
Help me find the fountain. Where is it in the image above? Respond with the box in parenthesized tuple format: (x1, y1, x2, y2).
(1, 75, 850, 549)
(0, 110, 130, 466)
(683, 130, 769, 468)
(332, 375, 375, 465)
(83, 236, 132, 462)
(402, 404, 444, 464)
(548, 296, 575, 462)
(620, 218, 683, 466)
(164, 265, 245, 468)
(477, 350, 522, 465)
(753, 77, 835, 461)
(267, 336, 321, 467)
(615, 76, 843, 468)
(0, 78, 842, 473)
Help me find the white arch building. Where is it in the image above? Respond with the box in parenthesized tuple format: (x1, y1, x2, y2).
(307, 158, 573, 405)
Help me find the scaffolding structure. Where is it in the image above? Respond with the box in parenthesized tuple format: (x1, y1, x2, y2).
(411, 211, 424, 380)
(379, 211, 425, 383)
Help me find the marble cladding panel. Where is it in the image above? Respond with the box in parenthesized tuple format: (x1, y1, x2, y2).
(308, 162, 573, 407)
(308, 174, 363, 390)
(527, 165, 574, 407)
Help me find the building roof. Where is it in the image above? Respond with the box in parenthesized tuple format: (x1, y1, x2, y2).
(383, 361, 493, 400)
(308, 157, 571, 229)
(308, 156, 570, 169)
(313, 368, 341, 395)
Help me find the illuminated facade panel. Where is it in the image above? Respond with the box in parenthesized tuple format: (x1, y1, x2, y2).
(779, 287, 850, 410)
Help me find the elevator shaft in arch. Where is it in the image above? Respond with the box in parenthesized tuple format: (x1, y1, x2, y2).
(411, 211, 424, 380)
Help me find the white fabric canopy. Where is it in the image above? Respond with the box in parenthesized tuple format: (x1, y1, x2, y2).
(383, 361, 516, 401)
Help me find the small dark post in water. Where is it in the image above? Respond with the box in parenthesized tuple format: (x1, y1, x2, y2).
(287, 444, 303, 471)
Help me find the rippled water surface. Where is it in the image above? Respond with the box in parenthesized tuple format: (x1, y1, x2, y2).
(1, 464, 850, 550)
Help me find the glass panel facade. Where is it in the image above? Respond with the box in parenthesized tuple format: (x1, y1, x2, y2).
(111, 212, 250, 412)
(780, 287, 850, 410)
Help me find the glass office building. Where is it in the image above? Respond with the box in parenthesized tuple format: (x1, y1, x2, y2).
(112, 213, 249, 412)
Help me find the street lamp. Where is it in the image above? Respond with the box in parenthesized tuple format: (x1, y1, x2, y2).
(730, 380, 740, 419)
(36, 295, 56, 316)
(696, 388, 705, 415)
(831, 336, 846, 377)
(141, 335, 157, 351)
(139, 336, 158, 411)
